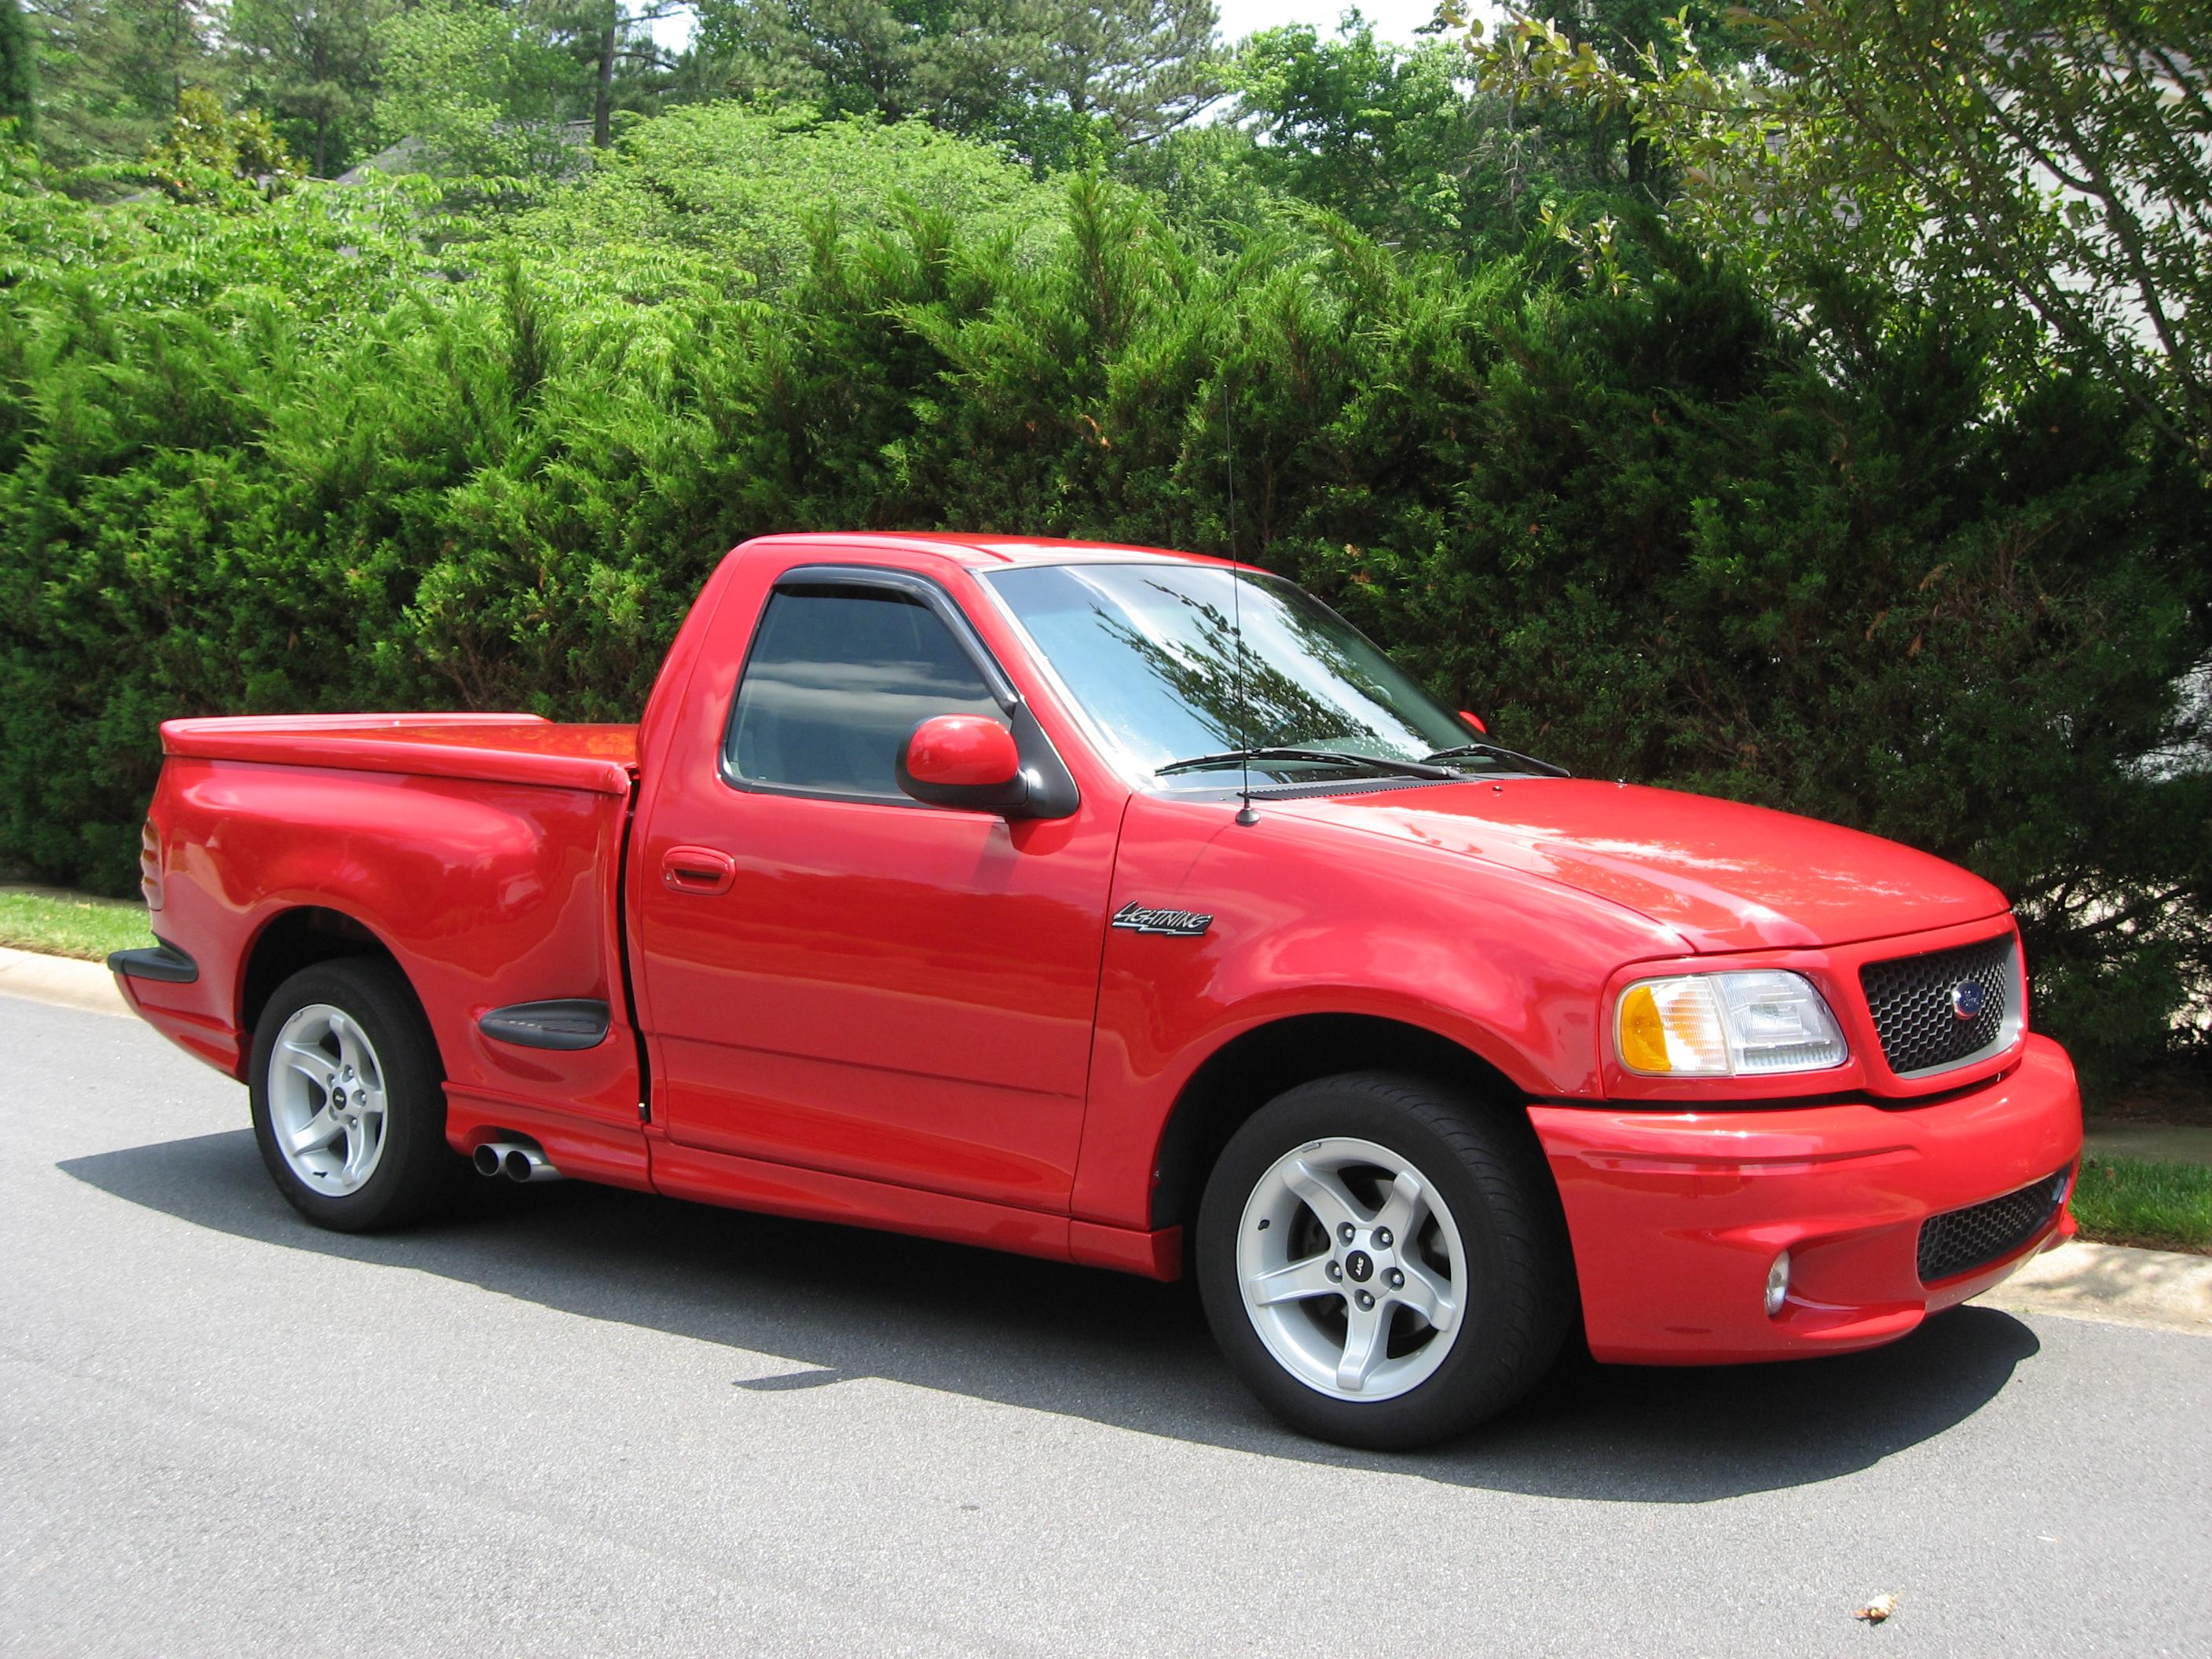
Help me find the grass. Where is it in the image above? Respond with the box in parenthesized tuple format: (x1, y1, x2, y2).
(2071, 1155, 2212, 1255)
(0, 886, 156, 962)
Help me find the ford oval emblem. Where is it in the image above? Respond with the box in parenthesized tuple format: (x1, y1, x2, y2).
(1949, 980, 1987, 1021)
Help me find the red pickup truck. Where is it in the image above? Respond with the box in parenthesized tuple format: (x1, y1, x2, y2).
(114, 532, 2082, 1448)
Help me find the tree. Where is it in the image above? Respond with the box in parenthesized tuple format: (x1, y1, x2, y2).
(141, 81, 304, 198)
(690, 0, 958, 121)
(228, 0, 390, 177)
(1469, 0, 2212, 470)
(690, 0, 1222, 164)
(1229, 17, 1588, 256)
(371, 0, 585, 178)
(20, 0, 225, 169)
(1, 0, 35, 144)
(569, 0, 682, 148)
(506, 100, 1058, 291)
(998, 0, 1221, 145)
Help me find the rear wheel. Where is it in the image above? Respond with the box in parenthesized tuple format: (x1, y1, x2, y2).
(1196, 1071, 1573, 1449)
(249, 958, 466, 1233)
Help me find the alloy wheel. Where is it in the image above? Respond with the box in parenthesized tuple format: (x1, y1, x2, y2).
(1235, 1135, 1469, 1401)
(266, 1002, 387, 1196)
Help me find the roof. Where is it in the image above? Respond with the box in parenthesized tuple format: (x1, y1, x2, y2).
(738, 530, 1246, 573)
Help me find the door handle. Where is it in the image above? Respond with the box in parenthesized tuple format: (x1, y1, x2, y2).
(661, 845, 737, 896)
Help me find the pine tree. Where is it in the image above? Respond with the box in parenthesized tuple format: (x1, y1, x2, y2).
(20, 0, 225, 169)
(229, 0, 390, 177)
(691, 0, 1223, 163)
(0, 0, 37, 144)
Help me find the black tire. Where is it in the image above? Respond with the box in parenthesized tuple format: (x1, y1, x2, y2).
(248, 958, 467, 1233)
(1195, 1071, 1574, 1450)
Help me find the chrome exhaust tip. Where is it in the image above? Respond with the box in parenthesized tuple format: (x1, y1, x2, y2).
(473, 1140, 563, 1182)
(504, 1144, 563, 1183)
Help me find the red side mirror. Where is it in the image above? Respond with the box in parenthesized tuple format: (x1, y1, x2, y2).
(899, 715, 1027, 811)
(1459, 709, 1489, 735)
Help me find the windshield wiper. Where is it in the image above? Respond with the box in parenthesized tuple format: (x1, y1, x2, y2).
(1156, 746, 1458, 781)
(1420, 742, 1572, 778)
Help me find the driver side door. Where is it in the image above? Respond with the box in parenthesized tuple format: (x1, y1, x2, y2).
(633, 560, 1121, 1211)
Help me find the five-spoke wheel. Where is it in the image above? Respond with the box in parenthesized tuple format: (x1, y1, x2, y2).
(1197, 1071, 1573, 1449)
(1237, 1136, 1467, 1401)
(266, 1002, 388, 1195)
(249, 957, 467, 1232)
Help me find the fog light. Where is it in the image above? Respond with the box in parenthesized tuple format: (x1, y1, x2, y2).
(1764, 1250, 1792, 1318)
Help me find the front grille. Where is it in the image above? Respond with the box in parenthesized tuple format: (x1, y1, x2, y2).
(1917, 1168, 2070, 1284)
(1860, 934, 2016, 1075)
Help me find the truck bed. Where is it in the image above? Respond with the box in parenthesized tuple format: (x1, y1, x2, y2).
(130, 712, 650, 1192)
(160, 714, 638, 796)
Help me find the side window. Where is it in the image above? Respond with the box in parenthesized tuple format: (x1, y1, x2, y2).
(725, 586, 1005, 800)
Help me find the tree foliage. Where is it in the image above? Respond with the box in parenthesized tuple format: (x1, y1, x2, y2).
(142, 82, 302, 199)
(20, 0, 223, 170)
(504, 101, 1060, 293)
(1470, 0, 2212, 469)
(693, 0, 1221, 166)
(1229, 19, 1592, 258)
(370, 0, 592, 179)
(228, 0, 388, 176)
(0, 152, 2204, 1079)
(0, 0, 35, 143)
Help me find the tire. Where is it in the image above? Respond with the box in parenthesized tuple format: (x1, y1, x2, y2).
(248, 958, 467, 1233)
(1195, 1071, 1574, 1450)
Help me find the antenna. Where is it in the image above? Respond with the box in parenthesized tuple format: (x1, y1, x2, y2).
(1225, 370, 1257, 826)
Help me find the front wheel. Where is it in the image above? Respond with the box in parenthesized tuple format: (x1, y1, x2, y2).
(1195, 1071, 1573, 1450)
(249, 958, 467, 1233)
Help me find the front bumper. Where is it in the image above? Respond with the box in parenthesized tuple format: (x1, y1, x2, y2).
(1530, 1033, 2083, 1364)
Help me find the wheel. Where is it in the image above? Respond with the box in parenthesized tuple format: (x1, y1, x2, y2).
(1195, 1071, 1574, 1450)
(248, 958, 466, 1233)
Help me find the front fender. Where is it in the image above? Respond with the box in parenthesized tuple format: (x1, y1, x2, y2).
(1069, 792, 1686, 1229)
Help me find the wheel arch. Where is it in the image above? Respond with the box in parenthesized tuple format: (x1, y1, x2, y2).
(1145, 1012, 1543, 1234)
(237, 903, 408, 1045)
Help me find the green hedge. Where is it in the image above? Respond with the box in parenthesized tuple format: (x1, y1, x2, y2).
(1, 149, 2205, 1082)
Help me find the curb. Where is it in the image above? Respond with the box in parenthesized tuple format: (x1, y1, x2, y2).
(0, 943, 130, 1017)
(1976, 1237, 2212, 1338)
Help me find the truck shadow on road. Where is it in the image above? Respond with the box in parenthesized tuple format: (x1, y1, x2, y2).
(62, 1128, 2045, 1503)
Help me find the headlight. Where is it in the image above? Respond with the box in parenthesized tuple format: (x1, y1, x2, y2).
(1616, 971, 1848, 1077)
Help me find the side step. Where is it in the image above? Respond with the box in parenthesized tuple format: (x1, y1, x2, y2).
(107, 941, 199, 983)
(478, 998, 610, 1050)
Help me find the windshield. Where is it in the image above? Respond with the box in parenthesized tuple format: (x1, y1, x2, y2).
(986, 562, 1492, 787)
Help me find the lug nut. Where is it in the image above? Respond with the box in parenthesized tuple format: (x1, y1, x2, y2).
(1355, 1289, 1375, 1309)
(1387, 1269, 1404, 1289)
(1375, 1227, 1393, 1249)
(1326, 1261, 1343, 1281)
(1339, 1222, 1355, 1243)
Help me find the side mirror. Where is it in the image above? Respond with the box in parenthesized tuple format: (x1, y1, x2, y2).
(898, 714, 1029, 811)
(1458, 709, 1489, 736)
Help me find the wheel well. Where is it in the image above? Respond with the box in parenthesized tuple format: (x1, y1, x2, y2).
(240, 907, 395, 1038)
(1147, 1014, 1533, 1232)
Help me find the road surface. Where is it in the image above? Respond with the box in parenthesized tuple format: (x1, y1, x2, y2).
(2, 994, 2207, 1656)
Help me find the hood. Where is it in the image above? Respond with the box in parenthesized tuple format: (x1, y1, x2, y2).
(1274, 779, 2009, 953)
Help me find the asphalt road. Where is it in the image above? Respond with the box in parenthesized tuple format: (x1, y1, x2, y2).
(3, 994, 2208, 1657)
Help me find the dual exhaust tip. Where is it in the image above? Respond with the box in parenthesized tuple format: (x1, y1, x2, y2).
(472, 1140, 564, 1184)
